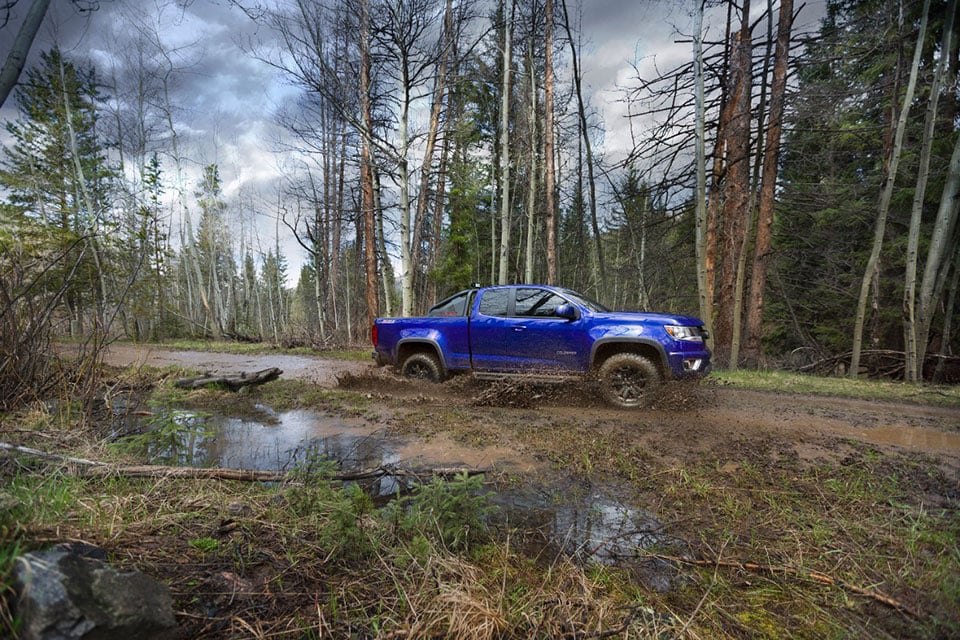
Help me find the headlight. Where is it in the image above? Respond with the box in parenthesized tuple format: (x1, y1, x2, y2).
(664, 325, 704, 342)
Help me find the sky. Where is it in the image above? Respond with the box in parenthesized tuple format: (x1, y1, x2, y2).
(0, 0, 827, 282)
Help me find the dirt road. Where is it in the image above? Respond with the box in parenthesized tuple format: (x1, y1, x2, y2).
(102, 343, 370, 386)
(102, 344, 959, 469)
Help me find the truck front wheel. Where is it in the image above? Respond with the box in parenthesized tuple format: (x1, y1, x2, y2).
(598, 353, 661, 408)
(400, 352, 444, 383)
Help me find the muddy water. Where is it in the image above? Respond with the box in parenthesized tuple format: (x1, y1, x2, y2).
(138, 405, 534, 476)
(131, 405, 670, 579)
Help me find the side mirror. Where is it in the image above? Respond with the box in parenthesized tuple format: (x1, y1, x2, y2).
(555, 303, 579, 320)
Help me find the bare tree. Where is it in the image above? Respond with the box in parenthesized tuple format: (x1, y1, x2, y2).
(544, 0, 557, 285)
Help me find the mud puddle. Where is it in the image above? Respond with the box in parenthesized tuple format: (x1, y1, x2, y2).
(124, 405, 675, 585)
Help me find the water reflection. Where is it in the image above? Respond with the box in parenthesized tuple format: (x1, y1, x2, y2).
(130, 407, 398, 475)
(495, 489, 683, 591)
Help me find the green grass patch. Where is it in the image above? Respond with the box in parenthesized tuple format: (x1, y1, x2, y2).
(709, 369, 960, 406)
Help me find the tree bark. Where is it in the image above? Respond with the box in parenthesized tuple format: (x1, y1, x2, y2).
(743, 0, 794, 367)
(544, 0, 558, 285)
(714, 1, 752, 367)
(693, 0, 713, 337)
(360, 0, 380, 323)
(174, 368, 282, 391)
(0, 0, 51, 108)
(498, 0, 513, 285)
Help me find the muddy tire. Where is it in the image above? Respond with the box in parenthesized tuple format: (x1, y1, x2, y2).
(597, 353, 661, 408)
(400, 351, 444, 383)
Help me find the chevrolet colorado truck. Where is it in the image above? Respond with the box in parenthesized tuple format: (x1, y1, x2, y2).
(371, 284, 711, 408)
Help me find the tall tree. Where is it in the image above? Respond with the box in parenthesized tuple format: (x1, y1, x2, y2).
(742, 0, 794, 367)
(713, 0, 753, 366)
(904, 0, 957, 382)
(543, 0, 557, 285)
(850, 0, 930, 378)
(560, 0, 604, 293)
(497, 0, 513, 285)
(0, 47, 111, 334)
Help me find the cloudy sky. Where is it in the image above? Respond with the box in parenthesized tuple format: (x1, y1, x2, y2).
(0, 0, 826, 279)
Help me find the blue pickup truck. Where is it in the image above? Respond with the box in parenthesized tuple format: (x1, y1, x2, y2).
(372, 284, 711, 408)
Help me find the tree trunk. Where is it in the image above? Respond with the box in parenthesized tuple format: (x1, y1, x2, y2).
(714, 1, 752, 367)
(851, 0, 929, 378)
(905, 0, 956, 382)
(743, 0, 794, 367)
(0, 0, 51, 108)
(498, 0, 513, 285)
(544, 0, 558, 285)
(525, 36, 538, 284)
(693, 0, 713, 337)
(918, 128, 960, 361)
(360, 0, 380, 324)
(560, 0, 604, 294)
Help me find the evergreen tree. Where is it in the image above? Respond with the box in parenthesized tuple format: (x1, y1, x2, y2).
(0, 47, 113, 333)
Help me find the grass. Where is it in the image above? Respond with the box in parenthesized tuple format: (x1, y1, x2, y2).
(709, 368, 960, 406)
(2, 361, 958, 639)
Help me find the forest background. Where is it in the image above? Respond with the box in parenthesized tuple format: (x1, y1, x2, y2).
(1, 0, 958, 406)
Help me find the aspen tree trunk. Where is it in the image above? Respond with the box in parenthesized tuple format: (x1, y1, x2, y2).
(851, 0, 929, 377)
(498, 0, 513, 285)
(360, 0, 380, 322)
(560, 0, 604, 292)
(544, 0, 557, 285)
(693, 0, 713, 336)
(905, 0, 956, 382)
(332, 117, 347, 333)
(918, 129, 960, 362)
(744, 0, 793, 367)
(933, 247, 960, 381)
(0, 0, 50, 108)
(525, 37, 538, 284)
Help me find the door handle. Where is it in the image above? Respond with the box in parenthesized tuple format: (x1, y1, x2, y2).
(513, 326, 527, 332)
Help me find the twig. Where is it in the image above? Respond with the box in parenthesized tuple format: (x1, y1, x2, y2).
(639, 552, 922, 618)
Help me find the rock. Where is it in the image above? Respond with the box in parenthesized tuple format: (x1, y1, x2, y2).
(13, 543, 179, 640)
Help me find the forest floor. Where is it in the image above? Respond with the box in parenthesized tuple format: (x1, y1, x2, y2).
(5, 344, 959, 638)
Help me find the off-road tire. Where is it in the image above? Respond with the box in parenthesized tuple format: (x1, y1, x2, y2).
(400, 351, 444, 383)
(597, 353, 661, 408)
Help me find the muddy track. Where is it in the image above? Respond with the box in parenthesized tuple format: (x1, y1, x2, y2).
(102, 344, 959, 466)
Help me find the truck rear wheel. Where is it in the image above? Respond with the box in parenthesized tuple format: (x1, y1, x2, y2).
(598, 353, 661, 408)
(401, 352, 444, 383)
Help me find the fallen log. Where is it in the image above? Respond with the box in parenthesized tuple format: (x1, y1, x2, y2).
(174, 367, 282, 391)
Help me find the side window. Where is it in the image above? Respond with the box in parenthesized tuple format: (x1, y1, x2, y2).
(428, 291, 469, 317)
(478, 288, 510, 317)
(515, 288, 566, 317)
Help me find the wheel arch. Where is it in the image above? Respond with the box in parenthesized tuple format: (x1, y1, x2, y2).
(590, 339, 669, 378)
(396, 339, 447, 375)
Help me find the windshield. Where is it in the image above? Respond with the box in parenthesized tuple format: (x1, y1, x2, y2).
(561, 288, 609, 313)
